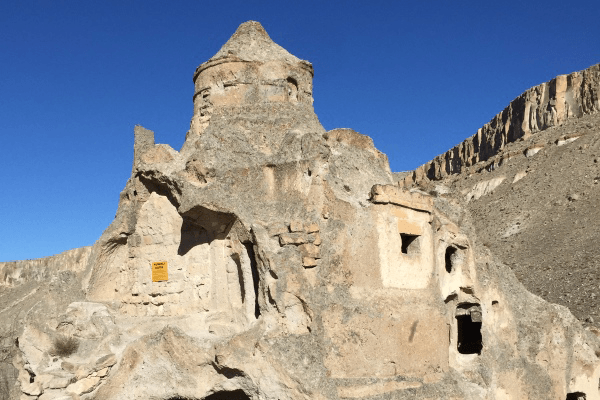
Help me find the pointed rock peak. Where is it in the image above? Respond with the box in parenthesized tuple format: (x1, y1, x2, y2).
(209, 21, 301, 64)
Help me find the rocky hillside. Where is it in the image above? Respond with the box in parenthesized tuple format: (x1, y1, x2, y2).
(1, 247, 91, 287)
(405, 65, 600, 324)
(404, 63, 600, 184)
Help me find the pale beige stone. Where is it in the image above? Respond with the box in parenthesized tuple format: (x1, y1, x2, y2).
(66, 376, 100, 395)
(337, 381, 422, 398)
(21, 381, 42, 396)
(39, 393, 74, 400)
(268, 222, 288, 236)
(279, 233, 308, 246)
(513, 170, 527, 183)
(312, 232, 322, 246)
(302, 257, 317, 267)
(304, 222, 319, 233)
(465, 177, 505, 202)
(323, 303, 448, 378)
(557, 134, 581, 146)
(39, 373, 75, 390)
(376, 204, 434, 289)
(525, 144, 544, 157)
(0, 246, 91, 288)
(94, 353, 117, 370)
(371, 184, 433, 212)
(289, 220, 304, 233)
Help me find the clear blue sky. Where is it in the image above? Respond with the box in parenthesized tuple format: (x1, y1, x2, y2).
(1, 1, 599, 261)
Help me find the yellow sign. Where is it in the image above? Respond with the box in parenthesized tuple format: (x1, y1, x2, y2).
(152, 261, 168, 282)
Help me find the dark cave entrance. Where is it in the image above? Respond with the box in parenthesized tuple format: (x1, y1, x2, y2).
(167, 391, 251, 400)
(204, 390, 251, 400)
(445, 246, 457, 273)
(456, 304, 483, 355)
(566, 392, 586, 400)
(177, 206, 237, 256)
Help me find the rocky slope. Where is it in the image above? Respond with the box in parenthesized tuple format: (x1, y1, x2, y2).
(466, 118, 600, 324)
(0, 248, 92, 398)
(403, 66, 600, 324)
(1, 247, 91, 288)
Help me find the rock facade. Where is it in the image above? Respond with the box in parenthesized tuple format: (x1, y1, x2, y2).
(5, 21, 600, 400)
(404, 63, 600, 184)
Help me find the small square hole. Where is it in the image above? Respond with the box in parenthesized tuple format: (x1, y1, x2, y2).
(400, 234, 420, 254)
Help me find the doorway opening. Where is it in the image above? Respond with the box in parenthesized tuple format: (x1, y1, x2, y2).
(456, 304, 482, 355)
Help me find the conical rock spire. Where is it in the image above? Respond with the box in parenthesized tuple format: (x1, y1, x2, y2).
(208, 21, 302, 64)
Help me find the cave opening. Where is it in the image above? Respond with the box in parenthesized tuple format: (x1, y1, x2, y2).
(445, 246, 457, 273)
(204, 389, 251, 400)
(456, 304, 482, 355)
(178, 219, 211, 256)
(178, 206, 236, 256)
(286, 77, 298, 102)
(566, 392, 586, 400)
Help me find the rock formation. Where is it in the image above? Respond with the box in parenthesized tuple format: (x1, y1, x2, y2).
(403, 63, 600, 185)
(1, 247, 91, 288)
(398, 59, 600, 326)
(3, 21, 600, 400)
(408, 109, 600, 326)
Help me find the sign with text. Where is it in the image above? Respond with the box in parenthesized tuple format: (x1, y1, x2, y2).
(151, 261, 168, 282)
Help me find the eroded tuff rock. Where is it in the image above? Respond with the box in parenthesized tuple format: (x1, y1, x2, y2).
(407, 112, 600, 326)
(404, 63, 600, 185)
(1, 247, 91, 288)
(5, 21, 600, 400)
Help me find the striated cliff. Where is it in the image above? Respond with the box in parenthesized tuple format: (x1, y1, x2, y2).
(404, 63, 600, 185)
(0, 246, 91, 287)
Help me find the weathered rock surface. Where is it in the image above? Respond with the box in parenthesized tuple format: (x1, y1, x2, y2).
(400, 62, 600, 328)
(410, 111, 600, 325)
(1, 247, 91, 287)
(404, 63, 600, 184)
(3, 21, 600, 400)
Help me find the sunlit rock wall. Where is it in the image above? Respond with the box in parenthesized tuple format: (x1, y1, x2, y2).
(405, 63, 600, 184)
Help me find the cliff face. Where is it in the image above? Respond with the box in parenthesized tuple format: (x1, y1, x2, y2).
(405, 63, 600, 184)
(0, 247, 91, 287)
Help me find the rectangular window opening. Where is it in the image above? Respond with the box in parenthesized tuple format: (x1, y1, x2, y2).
(400, 233, 420, 255)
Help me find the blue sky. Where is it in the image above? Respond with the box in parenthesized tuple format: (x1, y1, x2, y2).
(1, 0, 599, 261)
